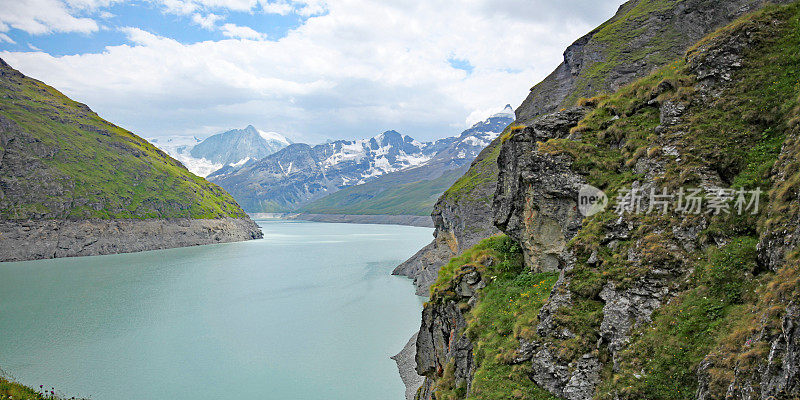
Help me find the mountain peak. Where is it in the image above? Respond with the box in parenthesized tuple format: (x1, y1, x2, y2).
(490, 104, 514, 119)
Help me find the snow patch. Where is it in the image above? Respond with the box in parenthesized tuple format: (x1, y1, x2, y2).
(257, 129, 292, 146)
(231, 157, 251, 167)
(462, 136, 488, 147)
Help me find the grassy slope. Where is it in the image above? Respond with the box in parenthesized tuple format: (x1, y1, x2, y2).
(299, 168, 466, 216)
(0, 376, 83, 400)
(0, 60, 247, 220)
(561, 0, 686, 106)
(442, 140, 502, 204)
(428, 2, 800, 399)
(427, 236, 561, 400)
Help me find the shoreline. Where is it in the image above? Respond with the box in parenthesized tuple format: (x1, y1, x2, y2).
(250, 212, 435, 228)
(0, 217, 263, 262)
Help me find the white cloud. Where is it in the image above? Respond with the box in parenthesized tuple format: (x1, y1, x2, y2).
(154, 0, 326, 16)
(64, 0, 120, 9)
(191, 12, 224, 29)
(158, 0, 201, 15)
(0, 33, 15, 44)
(260, 1, 293, 15)
(0, 0, 624, 142)
(0, 0, 99, 34)
(221, 23, 266, 40)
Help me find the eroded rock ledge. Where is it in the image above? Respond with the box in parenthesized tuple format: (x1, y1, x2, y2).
(0, 217, 263, 262)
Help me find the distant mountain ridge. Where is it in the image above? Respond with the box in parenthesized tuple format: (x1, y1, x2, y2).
(297, 105, 517, 216)
(209, 108, 515, 213)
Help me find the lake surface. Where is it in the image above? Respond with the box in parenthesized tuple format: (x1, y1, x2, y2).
(0, 220, 431, 400)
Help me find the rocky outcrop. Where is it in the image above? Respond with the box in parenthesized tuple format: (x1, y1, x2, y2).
(493, 107, 588, 272)
(489, 3, 800, 400)
(0, 217, 263, 262)
(414, 265, 486, 400)
(693, 20, 800, 396)
(397, 0, 790, 298)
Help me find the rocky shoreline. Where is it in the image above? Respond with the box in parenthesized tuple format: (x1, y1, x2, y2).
(391, 333, 425, 400)
(0, 217, 263, 262)
(255, 213, 435, 228)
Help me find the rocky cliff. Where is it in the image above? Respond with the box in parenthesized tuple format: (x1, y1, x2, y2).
(0, 58, 262, 262)
(407, 1, 800, 399)
(394, 0, 788, 298)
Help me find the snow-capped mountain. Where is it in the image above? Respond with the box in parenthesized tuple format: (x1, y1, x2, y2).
(208, 130, 440, 211)
(150, 125, 292, 177)
(208, 107, 514, 213)
(191, 125, 291, 166)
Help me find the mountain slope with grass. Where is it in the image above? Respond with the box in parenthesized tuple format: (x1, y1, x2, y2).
(0, 58, 262, 261)
(409, 2, 800, 399)
(394, 0, 786, 299)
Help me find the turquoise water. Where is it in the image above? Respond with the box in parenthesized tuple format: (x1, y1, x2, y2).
(0, 220, 431, 400)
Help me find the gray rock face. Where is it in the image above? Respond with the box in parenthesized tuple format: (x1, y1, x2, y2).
(0, 217, 263, 262)
(396, 0, 783, 297)
(415, 300, 474, 399)
(697, 302, 800, 400)
(490, 3, 800, 399)
(414, 265, 486, 400)
(493, 107, 587, 272)
(693, 18, 800, 396)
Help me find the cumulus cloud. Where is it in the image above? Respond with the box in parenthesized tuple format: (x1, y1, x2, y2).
(260, 1, 294, 15)
(0, 0, 100, 34)
(191, 12, 224, 29)
(221, 23, 266, 40)
(1, 0, 623, 142)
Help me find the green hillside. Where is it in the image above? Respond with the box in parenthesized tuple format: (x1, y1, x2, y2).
(0, 59, 247, 220)
(300, 167, 467, 216)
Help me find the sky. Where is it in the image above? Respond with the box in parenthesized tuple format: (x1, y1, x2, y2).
(0, 0, 624, 143)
